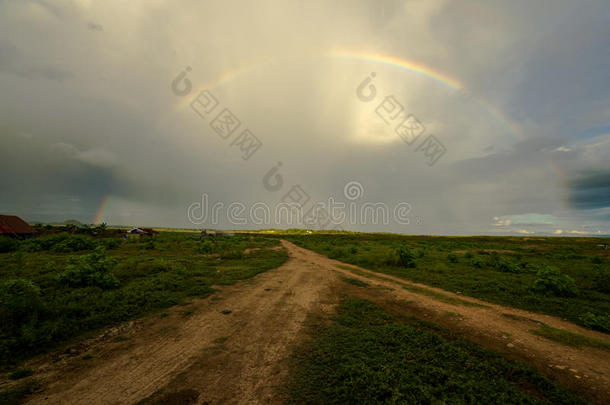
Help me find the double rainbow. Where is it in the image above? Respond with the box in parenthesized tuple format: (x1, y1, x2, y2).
(97, 50, 522, 223)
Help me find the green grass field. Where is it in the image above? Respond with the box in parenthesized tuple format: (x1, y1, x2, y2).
(285, 233, 610, 333)
(288, 297, 587, 404)
(0, 232, 287, 368)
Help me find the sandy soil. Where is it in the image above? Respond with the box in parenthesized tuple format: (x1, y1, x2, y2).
(16, 240, 610, 404)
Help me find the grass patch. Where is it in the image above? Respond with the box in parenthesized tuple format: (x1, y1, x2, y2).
(338, 264, 488, 308)
(340, 277, 369, 287)
(530, 325, 610, 352)
(288, 297, 587, 404)
(8, 368, 33, 380)
(401, 285, 489, 308)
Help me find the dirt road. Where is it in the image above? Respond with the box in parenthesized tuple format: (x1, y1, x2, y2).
(21, 240, 610, 404)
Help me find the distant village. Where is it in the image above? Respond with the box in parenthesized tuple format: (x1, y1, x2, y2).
(0, 214, 234, 241)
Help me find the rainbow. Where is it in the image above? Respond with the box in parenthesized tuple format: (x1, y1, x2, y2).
(102, 51, 524, 225)
(331, 50, 463, 90)
(93, 195, 110, 225)
(173, 50, 522, 138)
(330, 50, 522, 137)
(174, 60, 273, 111)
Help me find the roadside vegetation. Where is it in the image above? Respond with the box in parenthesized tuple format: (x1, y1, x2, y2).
(530, 325, 610, 352)
(288, 297, 587, 404)
(286, 233, 610, 333)
(0, 231, 286, 369)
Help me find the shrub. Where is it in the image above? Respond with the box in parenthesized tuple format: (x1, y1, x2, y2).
(328, 248, 347, 259)
(591, 256, 603, 264)
(41, 261, 57, 274)
(132, 259, 172, 277)
(434, 263, 449, 273)
(397, 246, 417, 268)
(447, 253, 458, 263)
(495, 257, 523, 273)
(197, 240, 216, 254)
(20, 234, 96, 253)
(12, 251, 25, 267)
(471, 256, 484, 268)
(383, 249, 398, 266)
(464, 252, 474, 259)
(57, 247, 119, 289)
(50, 235, 95, 253)
(592, 267, 610, 293)
(0, 236, 19, 253)
(96, 238, 122, 250)
(0, 279, 42, 334)
(384, 246, 417, 268)
(531, 266, 578, 297)
(579, 313, 610, 333)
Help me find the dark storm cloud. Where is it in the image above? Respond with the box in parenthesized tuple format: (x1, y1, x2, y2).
(0, 0, 608, 233)
(0, 131, 125, 222)
(568, 171, 610, 210)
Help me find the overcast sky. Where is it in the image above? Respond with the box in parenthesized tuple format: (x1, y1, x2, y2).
(1, 0, 609, 235)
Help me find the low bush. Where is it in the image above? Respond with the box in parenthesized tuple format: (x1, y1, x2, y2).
(96, 238, 122, 250)
(56, 247, 119, 289)
(384, 246, 417, 268)
(471, 256, 484, 268)
(433, 263, 449, 273)
(447, 253, 458, 263)
(328, 248, 347, 259)
(0, 236, 19, 253)
(20, 234, 96, 253)
(579, 312, 610, 333)
(197, 240, 217, 254)
(531, 266, 578, 297)
(50, 235, 95, 253)
(0, 279, 42, 335)
(494, 257, 523, 273)
(592, 267, 610, 293)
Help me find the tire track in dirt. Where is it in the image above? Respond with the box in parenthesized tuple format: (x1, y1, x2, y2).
(25, 241, 339, 405)
(282, 241, 610, 404)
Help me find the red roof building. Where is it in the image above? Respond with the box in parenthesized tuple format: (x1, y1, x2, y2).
(0, 215, 37, 238)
